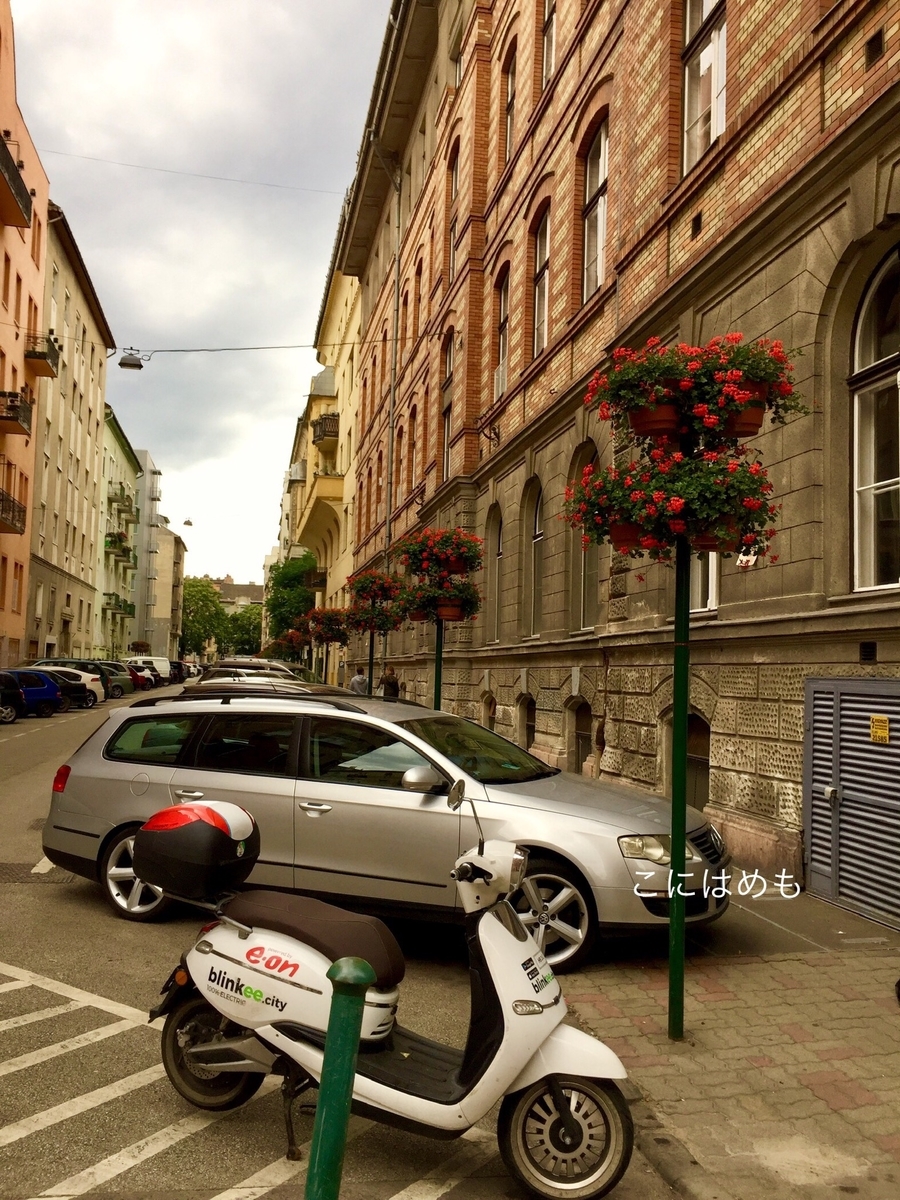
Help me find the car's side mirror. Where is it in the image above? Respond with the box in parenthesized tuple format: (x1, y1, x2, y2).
(447, 778, 466, 811)
(401, 765, 448, 794)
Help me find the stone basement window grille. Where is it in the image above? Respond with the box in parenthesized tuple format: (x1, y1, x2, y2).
(859, 641, 878, 664)
(866, 30, 884, 70)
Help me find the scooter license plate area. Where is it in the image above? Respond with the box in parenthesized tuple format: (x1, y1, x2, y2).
(186, 925, 398, 1040)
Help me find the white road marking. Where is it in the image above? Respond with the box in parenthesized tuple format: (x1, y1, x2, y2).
(0, 1001, 82, 1033)
(206, 1117, 370, 1200)
(0, 959, 154, 1024)
(0, 1020, 135, 1078)
(384, 1129, 496, 1200)
(0, 1065, 167, 1147)
(31, 857, 55, 874)
(0, 979, 31, 993)
(35, 1077, 280, 1197)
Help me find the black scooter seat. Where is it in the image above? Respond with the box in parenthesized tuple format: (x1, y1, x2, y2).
(224, 891, 406, 989)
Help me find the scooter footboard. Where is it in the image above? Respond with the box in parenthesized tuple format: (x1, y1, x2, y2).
(505, 1021, 627, 1094)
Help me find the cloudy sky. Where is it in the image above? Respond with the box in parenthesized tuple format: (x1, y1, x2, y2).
(11, 0, 389, 582)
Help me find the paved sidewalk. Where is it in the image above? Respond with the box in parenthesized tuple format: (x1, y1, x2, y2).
(567, 900, 900, 1200)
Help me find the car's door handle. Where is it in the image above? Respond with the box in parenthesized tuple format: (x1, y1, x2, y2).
(174, 789, 205, 800)
(298, 801, 333, 815)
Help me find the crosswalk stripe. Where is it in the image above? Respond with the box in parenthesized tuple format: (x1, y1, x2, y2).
(34, 1078, 280, 1198)
(0, 959, 153, 1024)
(0, 1064, 167, 1147)
(0, 1001, 82, 1033)
(206, 1117, 370, 1200)
(384, 1129, 496, 1200)
(0, 980, 31, 993)
(0, 1020, 135, 1078)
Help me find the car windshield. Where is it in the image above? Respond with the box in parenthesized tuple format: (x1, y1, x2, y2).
(399, 716, 559, 784)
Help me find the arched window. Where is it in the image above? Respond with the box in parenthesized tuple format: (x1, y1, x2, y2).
(380, 329, 388, 393)
(533, 211, 550, 357)
(483, 694, 497, 731)
(854, 251, 900, 589)
(395, 427, 404, 505)
(449, 142, 460, 202)
(442, 334, 454, 482)
(413, 260, 423, 341)
(400, 290, 409, 356)
(524, 485, 544, 636)
(486, 505, 503, 641)
(503, 47, 517, 163)
(365, 467, 372, 533)
(376, 451, 384, 522)
(495, 269, 510, 399)
(541, 0, 556, 90)
(361, 374, 368, 432)
(583, 123, 608, 301)
(408, 406, 418, 491)
(569, 448, 600, 630)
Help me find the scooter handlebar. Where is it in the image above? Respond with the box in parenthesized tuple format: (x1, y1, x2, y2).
(450, 861, 493, 883)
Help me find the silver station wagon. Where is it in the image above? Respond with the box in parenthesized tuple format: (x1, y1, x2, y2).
(43, 693, 731, 970)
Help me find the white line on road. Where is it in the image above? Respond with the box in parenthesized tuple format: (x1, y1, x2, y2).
(0, 1064, 167, 1147)
(31, 857, 55, 874)
(0, 980, 31, 993)
(0, 1020, 135, 1078)
(384, 1129, 496, 1200)
(0, 1001, 82, 1033)
(34, 1077, 280, 1197)
(206, 1117, 370, 1200)
(0, 959, 155, 1024)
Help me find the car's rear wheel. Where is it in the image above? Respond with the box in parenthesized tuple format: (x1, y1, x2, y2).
(109, 684, 124, 699)
(58, 697, 72, 713)
(36, 700, 56, 718)
(83, 691, 98, 708)
(0, 704, 17, 724)
(510, 856, 597, 973)
(100, 826, 172, 921)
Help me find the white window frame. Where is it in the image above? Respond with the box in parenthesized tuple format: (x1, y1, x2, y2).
(583, 123, 608, 301)
(533, 212, 550, 357)
(683, 2, 727, 173)
(504, 54, 516, 163)
(495, 272, 509, 399)
(690, 551, 719, 612)
(541, 0, 556, 90)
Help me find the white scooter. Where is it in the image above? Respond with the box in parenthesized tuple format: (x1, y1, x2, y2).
(139, 789, 633, 1200)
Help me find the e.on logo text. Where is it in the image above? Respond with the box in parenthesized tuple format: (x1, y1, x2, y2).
(246, 945, 300, 978)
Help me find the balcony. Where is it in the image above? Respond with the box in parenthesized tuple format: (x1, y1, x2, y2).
(110, 482, 135, 512)
(0, 486, 26, 534)
(104, 533, 132, 559)
(312, 413, 339, 447)
(288, 460, 307, 485)
(103, 592, 136, 617)
(24, 335, 60, 379)
(0, 135, 32, 228)
(0, 392, 33, 435)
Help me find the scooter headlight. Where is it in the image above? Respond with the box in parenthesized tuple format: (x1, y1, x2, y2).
(509, 847, 529, 890)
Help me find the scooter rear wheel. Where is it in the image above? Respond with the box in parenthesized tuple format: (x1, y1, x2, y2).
(161, 993, 265, 1110)
(498, 1076, 633, 1199)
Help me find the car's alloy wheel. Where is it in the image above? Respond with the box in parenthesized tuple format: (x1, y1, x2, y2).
(511, 857, 596, 972)
(100, 828, 171, 921)
(0, 704, 17, 725)
(109, 684, 124, 699)
(36, 700, 56, 718)
(83, 691, 98, 708)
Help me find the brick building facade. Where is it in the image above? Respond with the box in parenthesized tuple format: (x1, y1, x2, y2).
(315, 0, 900, 907)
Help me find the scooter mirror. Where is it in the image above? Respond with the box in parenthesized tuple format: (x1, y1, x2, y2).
(447, 779, 465, 811)
(401, 765, 447, 794)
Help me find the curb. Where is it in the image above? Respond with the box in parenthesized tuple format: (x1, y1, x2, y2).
(622, 1081, 741, 1200)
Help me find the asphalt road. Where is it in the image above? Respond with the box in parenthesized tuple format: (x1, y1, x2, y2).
(0, 693, 678, 1200)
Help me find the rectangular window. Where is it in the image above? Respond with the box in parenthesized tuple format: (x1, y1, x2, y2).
(495, 274, 509, 399)
(533, 212, 550, 357)
(12, 562, 24, 612)
(542, 0, 557, 89)
(0, 556, 6, 609)
(583, 124, 609, 300)
(1, 254, 9, 307)
(448, 219, 457, 282)
(855, 382, 900, 589)
(14, 274, 21, 325)
(684, 2, 727, 172)
(690, 551, 719, 611)
(504, 54, 517, 162)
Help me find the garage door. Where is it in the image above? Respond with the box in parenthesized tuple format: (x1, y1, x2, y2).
(804, 678, 900, 927)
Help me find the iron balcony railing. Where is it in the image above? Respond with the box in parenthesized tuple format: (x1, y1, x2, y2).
(0, 485, 26, 535)
(24, 334, 60, 378)
(0, 134, 32, 227)
(102, 592, 136, 617)
(0, 391, 32, 435)
(312, 413, 339, 444)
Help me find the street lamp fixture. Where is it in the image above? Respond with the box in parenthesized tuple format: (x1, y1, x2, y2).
(118, 349, 144, 371)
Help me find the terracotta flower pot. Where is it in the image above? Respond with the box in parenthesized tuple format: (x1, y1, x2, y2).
(444, 556, 469, 574)
(436, 602, 464, 621)
(724, 406, 766, 438)
(628, 404, 681, 438)
(691, 521, 741, 553)
(408, 610, 428, 622)
(608, 521, 643, 551)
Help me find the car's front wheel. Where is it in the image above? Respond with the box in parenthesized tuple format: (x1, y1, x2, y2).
(83, 691, 98, 708)
(109, 684, 124, 699)
(58, 696, 72, 713)
(36, 700, 56, 718)
(100, 827, 172, 921)
(510, 856, 596, 972)
(0, 704, 17, 724)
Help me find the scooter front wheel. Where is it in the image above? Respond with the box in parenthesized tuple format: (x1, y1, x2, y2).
(498, 1076, 633, 1199)
(161, 993, 264, 1110)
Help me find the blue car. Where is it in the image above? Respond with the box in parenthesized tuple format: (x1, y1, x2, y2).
(8, 669, 64, 718)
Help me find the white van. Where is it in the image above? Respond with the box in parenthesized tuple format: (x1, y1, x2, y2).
(125, 656, 173, 684)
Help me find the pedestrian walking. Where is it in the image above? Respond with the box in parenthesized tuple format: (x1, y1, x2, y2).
(378, 665, 400, 698)
(347, 667, 369, 695)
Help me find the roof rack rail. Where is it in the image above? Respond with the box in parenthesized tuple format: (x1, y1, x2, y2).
(131, 693, 365, 713)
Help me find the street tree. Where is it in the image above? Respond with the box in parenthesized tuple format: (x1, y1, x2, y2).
(223, 604, 263, 655)
(265, 552, 317, 639)
(181, 577, 227, 656)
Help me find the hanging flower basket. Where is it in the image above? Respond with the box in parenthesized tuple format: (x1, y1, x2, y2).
(346, 570, 402, 606)
(628, 404, 681, 439)
(436, 602, 464, 621)
(408, 609, 428, 622)
(609, 521, 644, 551)
(345, 602, 404, 634)
(394, 527, 483, 576)
(306, 607, 349, 646)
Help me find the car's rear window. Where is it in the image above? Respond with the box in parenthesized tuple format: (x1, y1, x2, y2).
(399, 716, 559, 784)
(105, 717, 197, 765)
